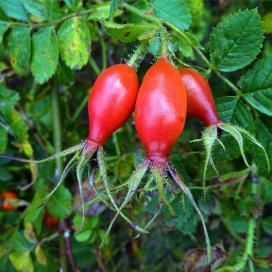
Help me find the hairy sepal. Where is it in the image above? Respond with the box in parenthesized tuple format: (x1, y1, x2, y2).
(238, 127, 270, 173)
(202, 126, 219, 190)
(218, 123, 249, 167)
(76, 146, 97, 230)
(98, 149, 149, 243)
(0, 142, 85, 164)
(168, 166, 212, 264)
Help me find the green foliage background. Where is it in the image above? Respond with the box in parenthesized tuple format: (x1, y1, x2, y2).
(0, 0, 272, 271)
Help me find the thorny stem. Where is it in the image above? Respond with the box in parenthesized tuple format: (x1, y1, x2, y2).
(235, 175, 257, 271)
(127, 40, 150, 69)
(160, 28, 168, 58)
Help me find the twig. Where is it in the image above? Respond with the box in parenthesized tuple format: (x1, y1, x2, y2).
(95, 244, 106, 272)
(234, 174, 258, 271)
(52, 87, 67, 272)
(9, 9, 93, 29)
(62, 222, 78, 272)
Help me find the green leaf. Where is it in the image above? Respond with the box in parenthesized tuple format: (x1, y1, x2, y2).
(251, 119, 272, 174)
(210, 9, 263, 72)
(153, 0, 191, 30)
(263, 217, 272, 236)
(262, 12, 272, 34)
(164, 196, 198, 234)
(31, 26, 59, 84)
(23, 0, 61, 21)
(0, 125, 8, 153)
(0, 84, 20, 118)
(75, 229, 92, 242)
(26, 96, 52, 128)
(47, 186, 72, 219)
(11, 231, 33, 252)
(188, 0, 204, 26)
(0, 86, 26, 142)
(0, 21, 9, 43)
(216, 96, 255, 133)
(104, 22, 158, 42)
(64, 0, 82, 10)
(24, 189, 47, 235)
(35, 246, 47, 266)
(0, 167, 12, 181)
(54, 60, 74, 86)
(109, 0, 121, 18)
(262, 177, 272, 202)
(0, 0, 28, 21)
(24, 223, 37, 243)
(215, 96, 255, 162)
(58, 17, 91, 70)
(9, 251, 34, 272)
(7, 26, 31, 75)
(89, 2, 122, 21)
(240, 56, 272, 116)
(9, 111, 29, 142)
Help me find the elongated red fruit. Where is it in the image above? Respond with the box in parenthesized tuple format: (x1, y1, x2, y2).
(135, 58, 187, 162)
(0, 191, 18, 210)
(88, 64, 139, 146)
(178, 68, 220, 127)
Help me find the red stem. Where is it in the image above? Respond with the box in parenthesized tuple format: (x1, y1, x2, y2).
(95, 245, 106, 272)
(61, 221, 78, 272)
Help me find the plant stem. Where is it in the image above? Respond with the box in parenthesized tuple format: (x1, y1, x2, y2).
(113, 133, 121, 156)
(213, 70, 242, 96)
(123, 3, 162, 26)
(220, 217, 245, 245)
(52, 87, 78, 272)
(52, 88, 63, 175)
(63, 222, 78, 272)
(95, 244, 106, 272)
(100, 38, 107, 71)
(127, 40, 150, 69)
(90, 58, 101, 76)
(160, 28, 168, 57)
(11, 9, 93, 29)
(235, 176, 257, 271)
(52, 87, 67, 272)
(72, 58, 101, 122)
(71, 88, 91, 122)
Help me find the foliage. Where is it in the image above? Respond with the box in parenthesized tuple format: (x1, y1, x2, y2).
(0, 0, 272, 271)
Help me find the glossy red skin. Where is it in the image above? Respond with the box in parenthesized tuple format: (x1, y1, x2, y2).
(178, 68, 220, 127)
(88, 64, 139, 146)
(0, 191, 18, 210)
(44, 210, 59, 229)
(135, 58, 187, 162)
